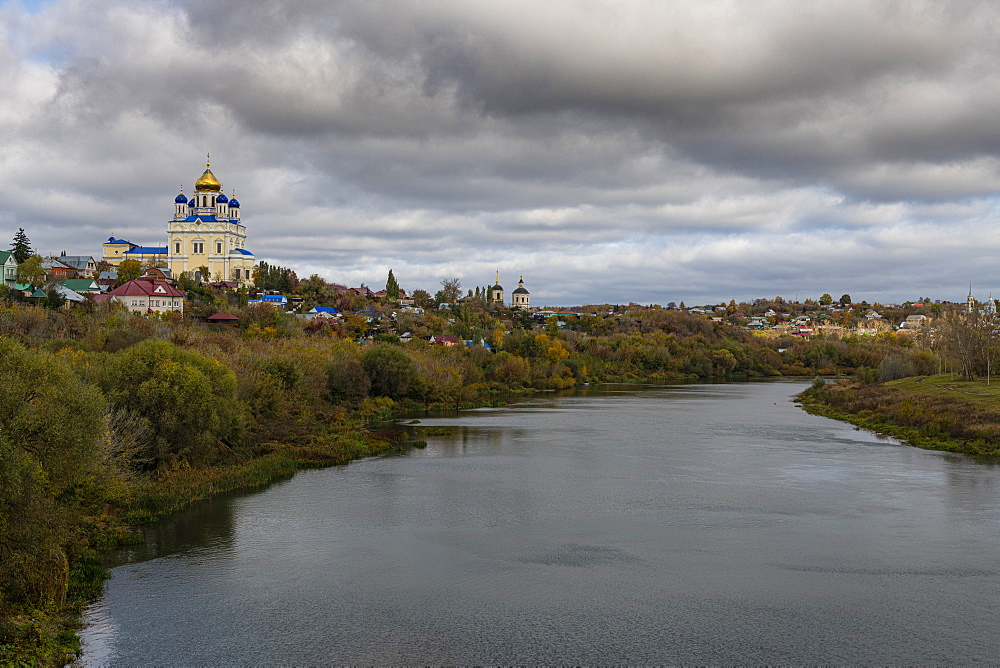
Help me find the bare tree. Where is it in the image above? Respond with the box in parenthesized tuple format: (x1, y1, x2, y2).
(935, 309, 996, 380)
(437, 277, 462, 305)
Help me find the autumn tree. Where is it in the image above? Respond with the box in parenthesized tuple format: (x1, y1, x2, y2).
(299, 274, 329, 300)
(116, 259, 143, 285)
(819, 293, 833, 305)
(0, 339, 106, 607)
(15, 254, 44, 287)
(410, 289, 433, 309)
(253, 261, 299, 292)
(327, 355, 370, 401)
(361, 345, 417, 398)
(97, 339, 245, 466)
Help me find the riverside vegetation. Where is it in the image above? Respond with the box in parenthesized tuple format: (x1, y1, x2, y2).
(799, 306, 1000, 456)
(0, 295, 934, 664)
(800, 374, 1000, 456)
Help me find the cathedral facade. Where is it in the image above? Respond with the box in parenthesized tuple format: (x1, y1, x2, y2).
(102, 159, 256, 285)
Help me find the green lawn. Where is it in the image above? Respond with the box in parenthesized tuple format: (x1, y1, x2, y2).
(889, 374, 1000, 411)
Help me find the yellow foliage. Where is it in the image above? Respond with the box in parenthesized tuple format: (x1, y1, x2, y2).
(547, 342, 570, 361)
(55, 346, 93, 370)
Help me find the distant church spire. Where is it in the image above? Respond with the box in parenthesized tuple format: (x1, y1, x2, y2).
(491, 270, 504, 304)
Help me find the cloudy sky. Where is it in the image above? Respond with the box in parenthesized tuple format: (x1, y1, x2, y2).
(3, 0, 1000, 305)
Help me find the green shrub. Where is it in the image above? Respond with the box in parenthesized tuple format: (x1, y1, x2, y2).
(361, 345, 417, 399)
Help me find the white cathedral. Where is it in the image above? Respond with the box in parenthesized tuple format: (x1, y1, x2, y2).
(102, 158, 256, 285)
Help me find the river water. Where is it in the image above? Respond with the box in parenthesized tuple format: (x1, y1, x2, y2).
(80, 380, 1000, 664)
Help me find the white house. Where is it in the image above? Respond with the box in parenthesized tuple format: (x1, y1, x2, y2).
(107, 278, 185, 314)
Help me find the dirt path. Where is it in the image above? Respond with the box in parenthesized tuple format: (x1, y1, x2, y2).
(915, 375, 996, 397)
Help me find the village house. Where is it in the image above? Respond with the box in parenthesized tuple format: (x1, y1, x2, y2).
(27, 283, 86, 307)
(899, 314, 931, 330)
(59, 278, 102, 294)
(41, 257, 75, 282)
(428, 335, 460, 346)
(206, 312, 239, 325)
(107, 278, 185, 314)
(0, 251, 17, 288)
(96, 270, 118, 291)
(141, 267, 175, 283)
(58, 255, 98, 278)
(308, 306, 341, 317)
(247, 294, 288, 307)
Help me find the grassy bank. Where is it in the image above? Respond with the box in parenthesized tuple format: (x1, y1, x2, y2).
(798, 374, 1000, 456)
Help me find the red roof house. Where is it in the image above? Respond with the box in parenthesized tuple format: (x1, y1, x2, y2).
(206, 312, 239, 325)
(107, 278, 185, 314)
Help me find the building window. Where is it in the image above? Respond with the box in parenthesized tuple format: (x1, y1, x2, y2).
(216, 242, 222, 254)
(193, 242, 204, 254)
(174, 242, 181, 254)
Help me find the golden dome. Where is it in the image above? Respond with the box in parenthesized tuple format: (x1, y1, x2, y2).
(194, 154, 222, 192)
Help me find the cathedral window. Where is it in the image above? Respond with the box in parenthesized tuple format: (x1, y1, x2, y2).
(193, 242, 204, 254)
(174, 242, 181, 254)
(216, 242, 222, 254)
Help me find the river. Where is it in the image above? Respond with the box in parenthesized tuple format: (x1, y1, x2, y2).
(80, 380, 1000, 664)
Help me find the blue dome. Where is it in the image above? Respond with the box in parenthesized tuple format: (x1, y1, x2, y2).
(228, 197, 240, 208)
(175, 193, 188, 204)
(216, 192, 228, 203)
(188, 198, 195, 207)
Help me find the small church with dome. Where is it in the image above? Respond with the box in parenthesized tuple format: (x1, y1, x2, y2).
(102, 157, 256, 285)
(490, 272, 531, 310)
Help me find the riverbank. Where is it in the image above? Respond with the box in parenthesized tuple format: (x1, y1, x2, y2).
(0, 419, 398, 666)
(797, 374, 1000, 456)
(0, 300, 935, 665)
